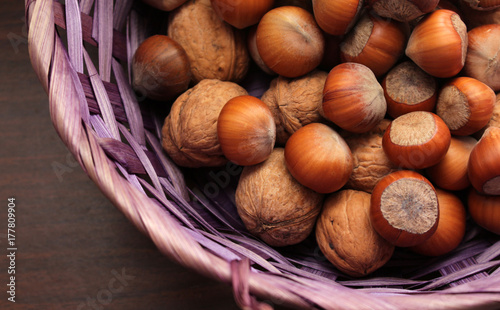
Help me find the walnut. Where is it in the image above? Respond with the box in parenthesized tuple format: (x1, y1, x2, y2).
(235, 148, 324, 247)
(167, 0, 250, 83)
(161, 79, 248, 168)
(342, 119, 399, 193)
(315, 190, 395, 277)
(260, 70, 329, 145)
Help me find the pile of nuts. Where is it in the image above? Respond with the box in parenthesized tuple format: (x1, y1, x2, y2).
(132, 0, 500, 278)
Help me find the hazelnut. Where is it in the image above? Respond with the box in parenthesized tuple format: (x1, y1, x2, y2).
(370, 170, 439, 247)
(285, 123, 353, 194)
(256, 6, 325, 78)
(131, 35, 191, 101)
(468, 188, 500, 236)
(405, 9, 468, 78)
(340, 11, 409, 78)
(382, 111, 451, 169)
(312, 0, 364, 35)
(425, 136, 477, 191)
(217, 95, 276, 166)
(464, 24, 500, 92)
(436, 77, 495, 136)
(322, 62, 387, 134)
(235, 148, 324, 247)
(368, 0, 440, 22)
(410, 189, 466, 256)
(468, 126, 500, 195)
(161, 79, 248, 168)
(260, 70, 329, 145)
(476, 93, 500, 138)
(382, 60, 438, 119)
(210, 0, 274, 29)
(316, 190, 395, 277)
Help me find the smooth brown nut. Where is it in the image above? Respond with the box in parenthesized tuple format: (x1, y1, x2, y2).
(235, 148, 324, 247)
(316, 190, 395, 277)
(161, 79, 248, 168)
(167, 0, 250, 83)
(260, 70, 329, 145)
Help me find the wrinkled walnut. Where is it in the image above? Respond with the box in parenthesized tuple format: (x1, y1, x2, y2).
(235, 148, 324, 247)
(161, 79, 248, 168)
(315, 189, 395, 277)
(167, 0, 250, 83)
(261, 70, 329, 145)
(342, 119, 399, 193)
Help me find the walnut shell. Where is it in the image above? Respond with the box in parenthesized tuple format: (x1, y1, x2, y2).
(260, 70, 329, 145)
(235, 148, 324, 247)
(315, 189, 395, 277)
(342, 119, 399, 193)
(167, 0, 250, 83)
(161, 79, 248, 168)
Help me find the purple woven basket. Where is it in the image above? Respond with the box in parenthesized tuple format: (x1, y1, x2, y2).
(26, 0, 500, 309)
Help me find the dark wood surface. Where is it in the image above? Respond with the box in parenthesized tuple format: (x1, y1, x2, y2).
(0, 1, 241, 309)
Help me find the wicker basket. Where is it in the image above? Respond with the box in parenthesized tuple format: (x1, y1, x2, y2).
(26, 0, 500, 309)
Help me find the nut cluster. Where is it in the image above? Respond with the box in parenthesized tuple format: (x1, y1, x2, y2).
(132, 0, 500, 278)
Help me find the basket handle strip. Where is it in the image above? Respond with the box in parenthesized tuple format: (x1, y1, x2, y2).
(112, 0, 133, 31)
(84, 49, 121, 140)
(27, 0, 54, 94)
(65, 0, 83, 73)
(78, 73, 156, 130)
(94, 0, 112, 82)
(53, 1, 127, 62)
(80, 0, 94, 15)
(112, 58, 146, 145)
(477, 240, 500, 263)
(146, 130, 189, 200)
(118, 122, 165, 198)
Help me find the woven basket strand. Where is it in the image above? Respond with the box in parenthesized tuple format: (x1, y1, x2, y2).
(26, 0, 500, 309)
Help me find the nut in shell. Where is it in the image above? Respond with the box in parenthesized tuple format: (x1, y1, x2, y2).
(168, 0, 250, 83)
(235, 148, 324, 247)
(316, 190, 395, 277)
(161, 79, 248, 168)
(260, 70, 329, 145)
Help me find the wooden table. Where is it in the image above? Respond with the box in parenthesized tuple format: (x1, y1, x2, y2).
(0, 1, 240, 309)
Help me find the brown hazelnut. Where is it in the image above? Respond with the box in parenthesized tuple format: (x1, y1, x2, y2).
(342, 119, 400, 193)
(316, 190, 395, 277)
(436, 77, 496, 136)
(141, 0, 188, 11)
(459, 2, 500, 28)
(235, 148, 324, 247)
(260, 70, 329, 145)
(476, 93, 500, 139)
(382, 60, 438, 119)
(340, 11, 409, 78)
(167, 0, 250, 83)
(285, 123, 354, 194)
(256, 6, 325, 78)
(370, 170, 439, 247)
(161, 79, 248, 168)
(368, 0, 440, 22)
(410, 189, 466, 257)
(382, 111, 451, 169)
(132, 35, 191, 101)
(322, 62, 387, 134)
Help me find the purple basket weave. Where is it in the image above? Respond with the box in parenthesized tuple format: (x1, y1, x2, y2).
(26, 0, 500, 309)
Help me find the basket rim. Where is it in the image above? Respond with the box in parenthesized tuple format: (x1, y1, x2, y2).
(25, 0, 500, 309)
